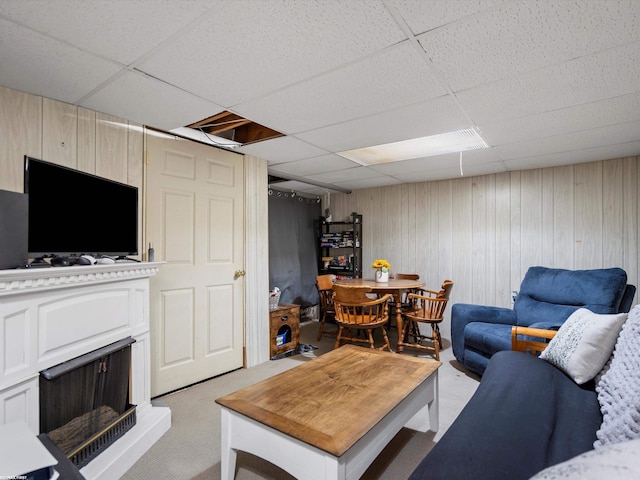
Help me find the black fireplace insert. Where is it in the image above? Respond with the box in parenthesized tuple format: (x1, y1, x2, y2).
(40, 337, 137, 468)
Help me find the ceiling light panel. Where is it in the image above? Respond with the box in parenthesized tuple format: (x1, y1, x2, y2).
(338, 129, 488, 166)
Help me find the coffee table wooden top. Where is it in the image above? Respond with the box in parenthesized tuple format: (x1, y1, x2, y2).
(216, 345, 440, 457)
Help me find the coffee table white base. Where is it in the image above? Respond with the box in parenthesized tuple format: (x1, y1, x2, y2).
(220, 371, 438, 480)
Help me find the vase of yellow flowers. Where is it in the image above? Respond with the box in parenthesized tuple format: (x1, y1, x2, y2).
(372, 259, 390, 282)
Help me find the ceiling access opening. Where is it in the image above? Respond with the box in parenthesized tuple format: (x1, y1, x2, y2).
(187, 111, 284, 146)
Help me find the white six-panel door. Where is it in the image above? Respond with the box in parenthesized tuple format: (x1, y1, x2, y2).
(146, 132, 245, 397)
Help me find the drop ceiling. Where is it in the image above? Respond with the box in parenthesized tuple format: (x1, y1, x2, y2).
(1, 0, 639, 194)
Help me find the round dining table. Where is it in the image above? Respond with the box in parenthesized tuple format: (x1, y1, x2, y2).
(333, 277, 426, 353)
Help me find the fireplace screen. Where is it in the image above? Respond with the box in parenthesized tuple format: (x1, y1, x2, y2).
(40, 337, 137, 468)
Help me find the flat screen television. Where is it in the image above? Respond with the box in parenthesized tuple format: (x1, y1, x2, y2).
(24, 156, 138, 258)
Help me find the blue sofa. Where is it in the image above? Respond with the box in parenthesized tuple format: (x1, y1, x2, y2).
(452, 266, 635, 375)
(409, 350, 603, 480)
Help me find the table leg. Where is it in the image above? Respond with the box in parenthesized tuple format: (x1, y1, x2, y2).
(220, 409, 237, 480)
(394, 291, 404, 353)
(428, 370, 439, 432)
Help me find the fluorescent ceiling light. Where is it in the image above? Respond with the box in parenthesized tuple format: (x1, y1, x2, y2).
(337, 128, 488, 166)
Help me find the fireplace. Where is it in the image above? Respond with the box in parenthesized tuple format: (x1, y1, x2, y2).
(0, 263, 170, 480)
(40, 337, 137, 468)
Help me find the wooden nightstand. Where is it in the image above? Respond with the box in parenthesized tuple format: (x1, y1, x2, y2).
(269, 304, 300, 358)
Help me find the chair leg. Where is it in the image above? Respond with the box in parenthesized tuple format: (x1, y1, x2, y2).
(334, 326, 344, 349)
(317, 311, 326, 341)
(380, 326, 391, 351)
(367, 330, 375, 349)
(431, 325, 440, 361)
(434, 324, 443, 349)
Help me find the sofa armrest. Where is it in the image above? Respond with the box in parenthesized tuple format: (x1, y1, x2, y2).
(511, 326, 557, 356)
(451, 304, 516, 363)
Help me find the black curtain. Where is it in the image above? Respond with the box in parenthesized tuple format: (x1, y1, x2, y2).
(268, 192, 321, 307)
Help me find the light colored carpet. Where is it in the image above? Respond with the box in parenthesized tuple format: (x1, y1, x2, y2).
(122, 322, 480, 480)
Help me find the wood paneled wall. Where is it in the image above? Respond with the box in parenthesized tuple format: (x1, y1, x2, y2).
(0, 85, 144, 256)
(0, 86, 143, 190)
(328, 157, 639, 338)
(1, 85, 272, 366)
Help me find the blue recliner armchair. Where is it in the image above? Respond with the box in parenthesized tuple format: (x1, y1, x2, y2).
(452, 266, 636, 375)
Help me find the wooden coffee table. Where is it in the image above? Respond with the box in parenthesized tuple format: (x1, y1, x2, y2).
(216, 345, 441, 480)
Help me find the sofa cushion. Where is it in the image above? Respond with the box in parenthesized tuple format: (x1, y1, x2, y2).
(409, 351, 601, 480)
(515, 267, 628, 327)
(464, 322, 512, 357)
(529, 438, 640, 480)
(594, 304, 640, 448)
(540, 308, 627, 384)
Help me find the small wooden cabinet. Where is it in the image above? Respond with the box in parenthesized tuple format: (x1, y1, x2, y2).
(269, 304, 300, 358)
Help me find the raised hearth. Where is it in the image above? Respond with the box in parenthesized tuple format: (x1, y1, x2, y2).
(0, 263, 170, 480)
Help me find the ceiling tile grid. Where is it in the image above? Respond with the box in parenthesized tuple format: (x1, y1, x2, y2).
(479, 92, 640, 147)
(232, 42, 448, 134)
(294, 94, 470, 153)
(81, 70, 226, 131)
(136, 0, 407, 107)
(0, 17, 122, 104)
(0, 0, 217, 65)
(416, 0, 640, 92)
(1, 0, 640, 192)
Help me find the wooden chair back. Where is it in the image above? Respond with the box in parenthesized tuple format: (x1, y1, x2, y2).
(406, 280, 454, 322)
(316, 275, 335, 310)
(316, 274, 334, 291)
(438, 280, 454, 300)
(333, 285, 392, 326)
(393, 273, 420, 280)
(388, 273, 420, 310)
(511, 326, 557, 356)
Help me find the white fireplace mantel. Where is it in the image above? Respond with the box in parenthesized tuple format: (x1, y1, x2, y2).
(0, 262, 170, 480)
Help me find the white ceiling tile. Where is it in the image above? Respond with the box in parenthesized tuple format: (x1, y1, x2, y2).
(495, 122, 640, 160)
(393, 159, 507, 183)
(503, 142, 640, 171)
(233, 42, 447, 134)
(269, 155, 358, 177)
(137, 0, 406, 107)
(0, 0, 216, 65)
(308, 166, 385, 184)
(0, 18, 121, 104)
(457, 42, 640, 125)
(80, 71, 224, 131)
(479, 92, 640, 146)
(296, 95, 470, 152)
(369, 147, 501, 175)
(370, 152, 459, 175)
(2, 1, 640, 191)
(387, 0, 503, 35)
(237, 136, 327, 164)
(333, 175, 402, 189)
(393, 167, 464, 183)
(418, 0, 640, 91)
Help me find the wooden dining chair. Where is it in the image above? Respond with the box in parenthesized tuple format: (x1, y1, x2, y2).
(332, 285, 393, 351)
(399, 280, 454, 360)
(316, 274, 337, 340)
(387, 273, 421, 318)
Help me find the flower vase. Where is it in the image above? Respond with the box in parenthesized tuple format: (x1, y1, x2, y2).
(375, 270, 389, 283)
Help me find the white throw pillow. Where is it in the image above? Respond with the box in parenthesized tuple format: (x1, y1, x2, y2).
(529, 438, 640, 479)
(539, 308, 627, 384)
(594, 304, 640, 448)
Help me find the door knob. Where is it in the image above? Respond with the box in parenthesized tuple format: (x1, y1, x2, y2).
(234, 270, 246, 280)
